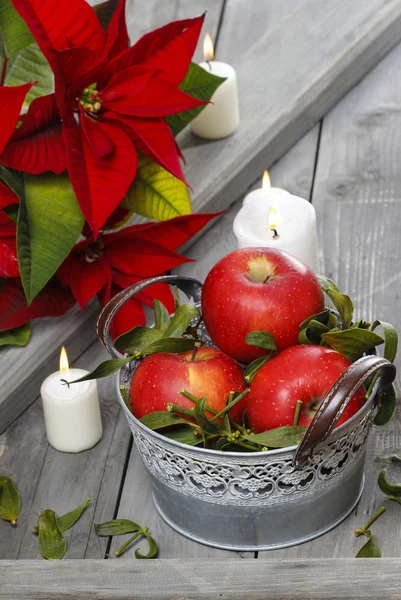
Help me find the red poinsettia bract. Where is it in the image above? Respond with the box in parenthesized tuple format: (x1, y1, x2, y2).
(57, 212, 220, 338)
(11, 0, 206, 237)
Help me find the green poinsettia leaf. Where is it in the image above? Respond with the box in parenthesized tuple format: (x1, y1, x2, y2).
(377, 469, 401, 497)
(242, 426, 307, 449)
(321, 328, 384, 362)
(122, 155, 191, 220)
(166, 62, 226, 136)
(17, 173, 84, 305)
(0, 322, 31, 347)
(298, 319, 330, 345)
(114, 326, 164, 356)
(140, 411, 193, 431)
(374, 383, 396, 426)
(355, 534, 381, 558)
(244, 356, 272, 383)
(94, 519, 142, 537)
(135, 533, 158, 559)
(0, 0, 53, 106)
(92, 0, 121, 29)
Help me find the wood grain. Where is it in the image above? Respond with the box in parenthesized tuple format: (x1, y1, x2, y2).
(258, 30, 401, 560)
(2, 558, 401, 599)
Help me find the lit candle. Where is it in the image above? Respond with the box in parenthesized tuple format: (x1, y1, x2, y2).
(190, 34, 240, 139)
(233, 171, 319, 271)
(40, 347, 102, 453)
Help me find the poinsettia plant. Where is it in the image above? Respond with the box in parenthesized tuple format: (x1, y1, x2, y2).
(0, 0, 225, 347)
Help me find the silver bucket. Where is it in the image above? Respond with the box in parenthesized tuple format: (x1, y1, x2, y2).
(97, 275, 396, 551)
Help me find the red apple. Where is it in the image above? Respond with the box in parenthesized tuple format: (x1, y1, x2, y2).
(247, 345, 366, 432)
(130, 345, 248, 424)
(201, 247, 325, 364)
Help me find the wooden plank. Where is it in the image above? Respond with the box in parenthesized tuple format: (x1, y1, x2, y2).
(258, 31, 401, 560)
(112, 1, 316, 561)
(0, 303, 98, 434)
(3, 558, 401, 599)
(181, 0, 401, 220)
(0, 0, 225, 436)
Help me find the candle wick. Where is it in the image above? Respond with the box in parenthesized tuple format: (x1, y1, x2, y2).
(206, 60, 212, 71)
(60, 378, 71, 388)
(272, 229, 279, 239)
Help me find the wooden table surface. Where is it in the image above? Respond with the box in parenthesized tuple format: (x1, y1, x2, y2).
(2, 0, 401, 597)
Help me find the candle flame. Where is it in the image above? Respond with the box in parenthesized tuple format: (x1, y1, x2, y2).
(262, 170, 271, 189)
(203, 34, 214, 61)
(268, 207, 278, 231)
(60, 346, 70, 378)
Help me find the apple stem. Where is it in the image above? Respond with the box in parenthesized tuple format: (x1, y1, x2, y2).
(354, 506, 386, 537)
(190, 341, 202, 361)
(210, 389, 250, 422)
(293, 400, 303, 427)
(167, 403, 195, 419)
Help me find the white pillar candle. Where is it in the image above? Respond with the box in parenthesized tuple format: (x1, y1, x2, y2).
(190, 34, 239, 140)
(41, 348, 102, 453)
(233, 172, 319, 271)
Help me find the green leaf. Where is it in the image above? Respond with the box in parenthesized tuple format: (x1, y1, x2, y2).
(17, 173, 84, 304)
(299, 309, 338, 330)
(163, 303, 200, 338)
(166, 62, 226, 136)
(355, 534, 381, 558)
(321, 328, 384, 362)
(298, 319, 330, 345)
(317, 275, 339, 293)
(114, 326, 163, 356)
(0, 0, 53, 106)
(325, 288, 354, 330)
(94, 519, 141, 537)
(0, 165, 24, 198)
(163, 426, 204, 446)
(143, 337, 197, 356)
(194, 397, 223, 435)
(122, 155, 191, 220)
(57, 497, 90, 533)
(244, 356, 271, 383)
(245, 330, 277, 352)
(370, 320, 398, 363)
(374, 383, 396, 426)
(33, 497, 91, 535)
(378, 469, 401, 497)
(0, 322, 31, 347)
(242, 426, 307, 449)
(37, 509, 66, 560)
(0, 476, 21, 525)
(68, 356, 133, 383)
(92, 0, 120, 29)
(140, 411, 192, 430)
(135, 533, 158, 559)
(153, 299, 170, 331)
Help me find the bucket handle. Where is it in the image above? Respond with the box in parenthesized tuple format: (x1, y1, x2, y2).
(96, 275, 203, 359)
(97, 276, 396, 466)
(293, 355, 396, 468)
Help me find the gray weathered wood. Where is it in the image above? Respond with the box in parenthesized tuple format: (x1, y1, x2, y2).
(182, 0, 401, 219)
(258, 32, 401, 560)
(2, 558, 401, 599)
(0, 303, 98, 435)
